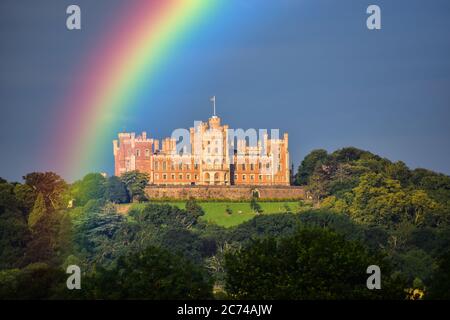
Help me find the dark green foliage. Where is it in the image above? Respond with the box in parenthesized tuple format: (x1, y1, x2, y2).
(73, 200, 127, 267)
(1, 148, 450, 300)
(250, 197, 263, 214)
(120, 170, 149, 202)
(131, 203, 201, 229)
(295, 149, 329, 185)
(427, 249, 450, 300)
(0, 263, 66, 300)
(224, 228, 407, 299)
(23, 172, 67, 210)
(185, 198, 205, 219)
(0, 215, 30, 269)
(229, 213, 300, 243)
(71, 173, 107, 206)
(105, 176, 129, 203)
(83, 246, 213, 299)
(13, 183, 37, 217)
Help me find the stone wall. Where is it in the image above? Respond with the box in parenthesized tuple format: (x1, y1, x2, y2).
(145, 185, 305, 200)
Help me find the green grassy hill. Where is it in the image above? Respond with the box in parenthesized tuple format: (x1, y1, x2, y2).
(119, 201, 311, 228)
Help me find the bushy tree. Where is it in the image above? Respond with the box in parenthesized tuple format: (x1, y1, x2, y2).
(120, 171, 149, 202)
(224, 228, 407, 299)
(71, 173, 106, 206)
(427, 249, 450, 300)
(23, 172, 68, 210)
(83, 246, 213, 299)
(0, 263, 66, 299)
(28, 193, 46, 229)
(105, 176, 129, 203)
(185, 198, 205, 219)
(250, 197, 263, 214)
(295, 149, 328, 185)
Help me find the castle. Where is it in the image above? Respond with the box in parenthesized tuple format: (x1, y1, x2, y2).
(113, 112, 290, 186)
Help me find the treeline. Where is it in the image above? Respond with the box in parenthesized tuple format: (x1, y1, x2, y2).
(0, 147, 449, 299)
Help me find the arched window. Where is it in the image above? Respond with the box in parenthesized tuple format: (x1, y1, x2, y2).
(136, 149, 140, 157)
(145, 149, 150, 157)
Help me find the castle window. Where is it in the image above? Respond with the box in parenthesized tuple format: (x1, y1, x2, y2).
(234, 174, 238, 180)
(136, 149, 140, 157)
(171, 174, 175, 180)
(258, 162, 262, 170)
(155, 173, 159, 180)
(259, 175, 262, 181)
(171, 163, 175, 170)
(266, 163, 270, 169)
(179, 174, 183, 180)
(250, 175, 254, 181)
(187, 174, 191, 180)
(163, 174, 167, 180)
(242, 174, 246, 181)
(179, 163, 182, 170)
(250, 164, 254, 171)
(145, 149, 150, 157)
(194, 164, 198, 170)
(163, 162, 167, 170)
(194, 174, 198, 180)
(155, 162, 159, 170)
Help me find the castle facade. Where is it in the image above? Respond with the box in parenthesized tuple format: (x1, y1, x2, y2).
(113, 115, 290, 186)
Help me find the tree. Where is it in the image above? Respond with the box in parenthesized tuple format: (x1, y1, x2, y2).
(331, 147, 372, 163)
(71, 173, 106, 206)
(28, 193, 47, 229)
(295, 149, 328, 185)
(23, 172, 67, 210)
(185, 198, 205, 219)
(348, 173, 439, 227)
(385, 161, 411, 187)
(83, 246, 213, 299)
(224, 228, 407, 299)
(0, 263, 66, 299)
(250, 197, 263, 214)
(105, 176, 129, 203)
(427, 249, 450, 300)
(120, 171, 149, 202)
(13, 183, 37, 217)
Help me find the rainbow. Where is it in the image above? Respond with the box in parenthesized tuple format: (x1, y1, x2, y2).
(53, 0, 221, 180)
